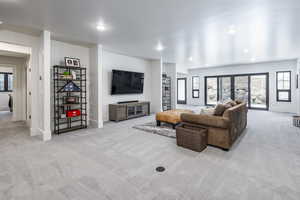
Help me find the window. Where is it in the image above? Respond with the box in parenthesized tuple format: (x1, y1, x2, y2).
(177, 78, 187, 104)
(0, 72, 13, 92)
(276, 71, 291, 102)
(192, 76, 200, 98)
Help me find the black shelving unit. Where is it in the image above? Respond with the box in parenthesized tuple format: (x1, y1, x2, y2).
(53, 65, 87, 134)
(162, 74, 172, 111)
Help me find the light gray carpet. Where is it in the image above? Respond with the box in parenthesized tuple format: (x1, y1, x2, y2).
(1, 110, 300, 200)
(133, 122, 176, 138)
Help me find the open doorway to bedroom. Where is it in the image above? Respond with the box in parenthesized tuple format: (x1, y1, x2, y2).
(0, 54, 28, 127)
(0, 69, 13, 123)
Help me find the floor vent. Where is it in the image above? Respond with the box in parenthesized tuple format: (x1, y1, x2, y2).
(156, 166, 165, 172)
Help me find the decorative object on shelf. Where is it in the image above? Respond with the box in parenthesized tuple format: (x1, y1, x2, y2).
(293, 116, 300, 127)
(64, 96, 79, 104)
(65, 57, 81, 67)
(58, 81, 81, 92)
(71, 70, 77, 80)
(60, 71, 73, 80)
(66, 109, 81, 118)
(162, 74, 171, 111)
(53, 65, 87, 134)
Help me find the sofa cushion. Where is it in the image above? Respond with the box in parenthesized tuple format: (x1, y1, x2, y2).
(214, 104, 226, 116)
(181, 113, 230, 129)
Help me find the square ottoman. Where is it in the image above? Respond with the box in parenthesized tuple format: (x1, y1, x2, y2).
(176, 123, 208, 152)
(156, 109, 194, 129)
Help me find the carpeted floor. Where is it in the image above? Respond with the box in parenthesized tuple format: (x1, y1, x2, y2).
(1, 110, 300, 200)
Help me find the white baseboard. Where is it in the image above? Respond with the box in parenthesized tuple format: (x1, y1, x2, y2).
(30, 128, 52, 141)
(30, 127, 42, 136)
(42, 129, 52, 141)
(89, 119, 103, 128)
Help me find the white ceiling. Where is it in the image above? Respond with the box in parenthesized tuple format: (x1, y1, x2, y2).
(0, 0, 300, 67)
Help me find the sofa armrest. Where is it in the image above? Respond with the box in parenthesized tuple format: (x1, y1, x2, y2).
(181, 113, 230, 129)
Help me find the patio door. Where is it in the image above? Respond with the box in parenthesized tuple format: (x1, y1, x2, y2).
(250, 74, 268, 109)
(234, 75, 249, 106)
(205, 73, 269, 110)
(177, 78, 187, 104)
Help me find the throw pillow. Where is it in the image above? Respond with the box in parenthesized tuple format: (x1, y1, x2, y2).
(235, 100, 243, 104)
(222, 99, 233, 105)
(224, 103, 232, 109)
(200, 107, 215, 115)
(214, 104, 226, 116)
(229, 100, 237, 106)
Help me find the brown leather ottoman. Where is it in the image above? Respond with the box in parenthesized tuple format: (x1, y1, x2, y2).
(156, 109, 194, 129)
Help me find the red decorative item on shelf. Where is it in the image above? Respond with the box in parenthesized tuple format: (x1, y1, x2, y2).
(66, 109, 81, 118)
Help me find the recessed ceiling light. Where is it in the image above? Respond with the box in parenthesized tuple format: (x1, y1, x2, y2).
(0, 21, 3, 25)
(243, 49, 249, 54)
(96, 23, 106, 32)
(251, 58, 256, 62)
(156, 43, 165, 52)
(188, 57, 193, 61)
(227, 25, 237, 35)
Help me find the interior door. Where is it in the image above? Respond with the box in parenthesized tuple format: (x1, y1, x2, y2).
(177, 78, 187, 104)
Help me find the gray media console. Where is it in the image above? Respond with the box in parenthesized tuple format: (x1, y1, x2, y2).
(109, 101, 150, 122)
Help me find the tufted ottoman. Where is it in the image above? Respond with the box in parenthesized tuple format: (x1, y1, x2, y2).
(156, 109, 194, 129)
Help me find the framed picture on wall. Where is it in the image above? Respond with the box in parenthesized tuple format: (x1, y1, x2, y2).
(64, 57, 81, 67)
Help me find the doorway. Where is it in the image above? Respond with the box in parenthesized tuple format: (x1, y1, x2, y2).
(177, 78, 187, 104)
(0, 56, 28, 124)
(0, 71, 13, 123)
(205, 73, 269, 110)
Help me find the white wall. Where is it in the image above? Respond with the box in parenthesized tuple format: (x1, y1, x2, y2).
(176, 63, 188, 74)
(188, 59, 298, 113)
(0, 67, 13, 111)
(102, 50, 153, 121)
(89, 45, 103, 128)
(150, 59, 163, 113)
(50, 40, 90, 129)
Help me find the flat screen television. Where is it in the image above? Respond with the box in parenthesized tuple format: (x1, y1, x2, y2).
(111, 70, 144, 95)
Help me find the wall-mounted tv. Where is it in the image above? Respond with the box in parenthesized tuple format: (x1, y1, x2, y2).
(111, 70, 144, 95)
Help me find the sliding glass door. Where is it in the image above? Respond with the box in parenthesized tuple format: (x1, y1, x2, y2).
(205, 73, 269, 110)
(234, 76, 249, 105)
(250, 75, 268, 109)
(219, 77, 232, 102)
(206, 77, 218, 105)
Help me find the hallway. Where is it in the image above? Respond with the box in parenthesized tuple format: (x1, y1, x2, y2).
(0, 111, 12, 122)
(0, 111, 26, 129)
